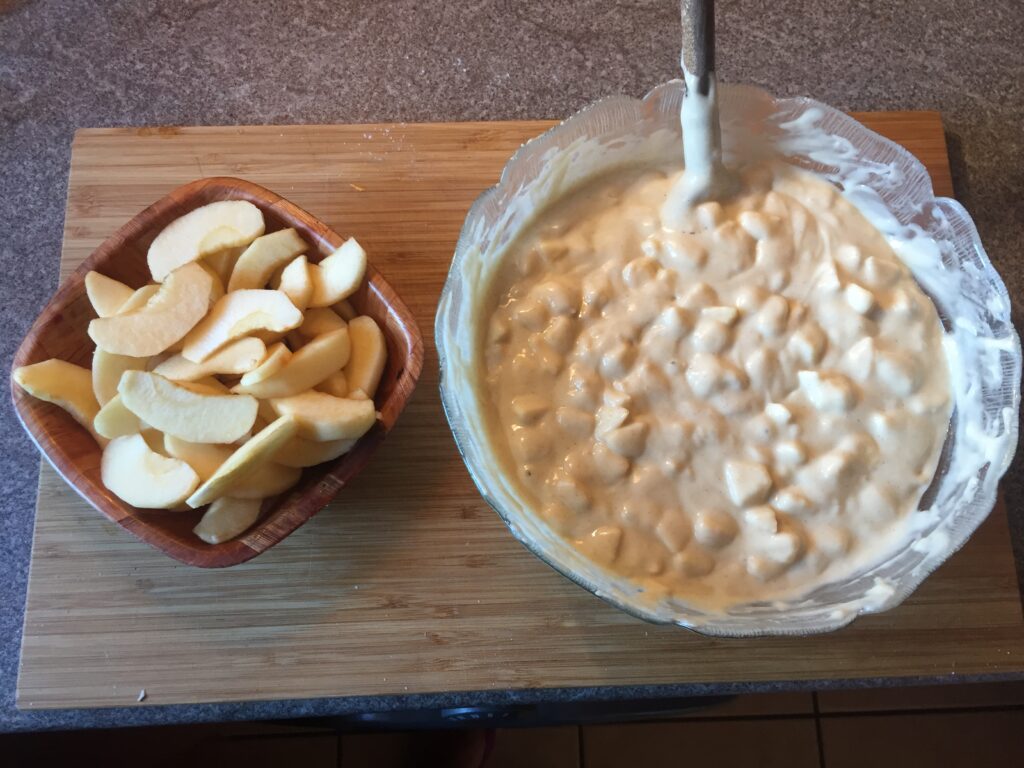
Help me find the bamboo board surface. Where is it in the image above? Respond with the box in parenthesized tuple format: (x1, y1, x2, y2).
(17, 113, 1023, 710)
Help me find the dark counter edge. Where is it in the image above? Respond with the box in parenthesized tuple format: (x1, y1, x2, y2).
(5, 671, 1024, 733)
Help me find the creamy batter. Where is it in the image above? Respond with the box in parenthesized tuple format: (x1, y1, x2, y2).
(479, 161, 952, 609)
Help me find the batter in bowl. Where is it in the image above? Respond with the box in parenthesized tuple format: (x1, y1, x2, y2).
(478, 159, 953, 610)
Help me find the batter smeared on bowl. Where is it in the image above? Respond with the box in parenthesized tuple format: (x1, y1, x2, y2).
(479, 161, 953, 609)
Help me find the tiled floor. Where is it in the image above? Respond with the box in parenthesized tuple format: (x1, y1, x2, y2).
(5, 682, 1024, 767)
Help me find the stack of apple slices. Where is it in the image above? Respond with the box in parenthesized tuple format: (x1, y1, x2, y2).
(14, 200, 388, 545)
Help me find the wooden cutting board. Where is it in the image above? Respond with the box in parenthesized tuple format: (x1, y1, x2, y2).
(17, 113, 1024, 710)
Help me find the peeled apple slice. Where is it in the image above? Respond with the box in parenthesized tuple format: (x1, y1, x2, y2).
(163, 434, 232, 482)
(14, 359, 105, 444)
(308, 238, 367, 307)
(277, 255, 313, 312)
(187, 415, 299, 507)
(94, 394, 142, 439)
(344, 316, 387, 398)
(205, 246, 244, 285)
(101, 434, 199, 509)
(233, 328, 350, 398)
(238, 342, 291, 387)
(92, 348, 146, 406)
(227, 228, 308, 292)
(197, 261, 226, 306)
(294, 307, 347, 341)
(193, 497, 262, 544)
(148, 200, 265, 281)
(274, 435, 356, 468)
(88, 263, 213, 357)
(180, 376, 231, 394)
(116, 284, 160, 314)
(152, 337, 266, 381)
(181, 289, 303, 363)
(119, 371, 257, 443)
(316, 370, 349, 398)
(270, 391, 376, 441)
(85, 271, 134, 317)
(228, 462, 302, 499)
(333, 299, 357, 321)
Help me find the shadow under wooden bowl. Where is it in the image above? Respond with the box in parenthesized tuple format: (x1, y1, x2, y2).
(10, 177, 424, 567)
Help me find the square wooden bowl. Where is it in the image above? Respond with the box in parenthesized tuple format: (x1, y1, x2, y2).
(11, 177, 424, 567)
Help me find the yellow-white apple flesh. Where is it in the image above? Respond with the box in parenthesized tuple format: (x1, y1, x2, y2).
(344, 316, 387, 398)
(227, 462, 301, 499)
(148, 200, 265, 281)
(277, 255, 313, 311)
(227, 228, 308, 292)
(232, 328, 350, 398)
(294, 307, 346, 342)
(197, 261, 226, 306)
(274, 435, 356, 468)
(163, 434, 232, 482)
(116, 284, 160, 314)
(181, 289, 302, 363)
(179, 377, 231, 395)
(238, 342, 291, 388)
(193, 497, 262, 544)
(186, 416, 299, 507)
(308, 238, 367, 307)
(94, 394, 142, 439)
(269, 391, 376, 441)
(101, 434, 200, 509)
(204, 245, 244, 285)
(85, 271, 134, 317)
(14, 359, 105, 444)
(152, 337, 266, 381)
(119, 371, 257, 444)
(88, 263, 213, 357)
(316, 370, 349, 398)
(333, 299, 357, 321)
(92, 349, 146, 406)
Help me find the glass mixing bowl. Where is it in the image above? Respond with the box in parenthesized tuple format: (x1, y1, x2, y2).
(435, 81, 1020, 636)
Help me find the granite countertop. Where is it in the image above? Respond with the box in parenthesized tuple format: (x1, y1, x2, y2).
(1, 0, 1021, 733)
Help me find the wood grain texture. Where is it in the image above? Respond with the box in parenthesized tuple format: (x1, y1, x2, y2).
(11, 177, 424, 567)
(19, 113, 1022, 711)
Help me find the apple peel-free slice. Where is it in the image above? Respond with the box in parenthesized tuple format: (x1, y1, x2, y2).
(186, 415, 299, 507)
(85, 271, 135, 317)
(227, 463, 301, 499)
(238, 342, 291, 388)
(89, 263, 213, 357)
(274, 435, 356, 468)
(181, 289, 302, 363)
(204, 245, 244, 285)
(14, 359, 105, 445)
(270, 391, 376, 441)
(308, 238, 367, 307)
(227, 228, 308, 292)
(152, 337, 266, 381)
(233, 328, 350, 398)
(316, 370, 349, 398)
(94, 394, 143, 439)
(148, 200, 265, 281)
(344, 315, 387, 398)
(116, 284, 160, 315)
(193, 497, 262, 544)
(277, 255, 313, 312)
(101, 434, 200, 509)
(119, 370, 257, 443)
(92, 349, 146, 406)
(164, 434, 232, 482)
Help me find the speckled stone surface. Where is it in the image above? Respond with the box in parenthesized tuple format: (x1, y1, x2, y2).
(1, 0, 1021, 733)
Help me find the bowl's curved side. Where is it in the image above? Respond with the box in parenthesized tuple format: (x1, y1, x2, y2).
(437, 80, 1021, 636)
